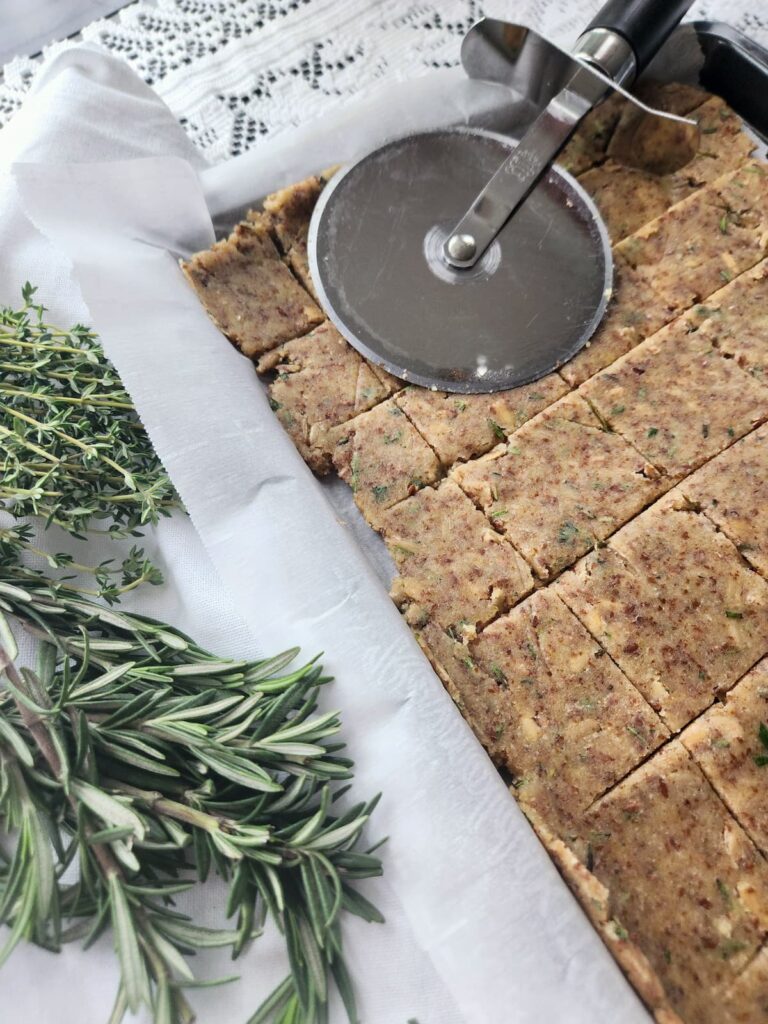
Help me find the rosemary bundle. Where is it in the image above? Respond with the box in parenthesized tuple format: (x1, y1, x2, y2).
(0, 289, 383, 1023)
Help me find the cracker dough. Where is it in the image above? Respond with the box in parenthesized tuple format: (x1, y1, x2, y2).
(181, 215, 323, 358)
(558, 503, 768, 730)
(327, 398, 441, 529)
(452, 394, 664, 580)
(470, 589, 668, 842)
(566, 163, 768, 386)
(585, 741, 768, 1024)
(681, 659, 768, 854)
(258, 321, 396, 472)
(682, 427, 768, 577)
(261, 172, 330, 297)
(682, 259, 768, 386)
(580, 316, 767, 477)
(382, 480, 533, 635)
(396, 375, 567, 467)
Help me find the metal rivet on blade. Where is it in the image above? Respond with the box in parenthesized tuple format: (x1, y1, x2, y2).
(446, 232, 477, 263)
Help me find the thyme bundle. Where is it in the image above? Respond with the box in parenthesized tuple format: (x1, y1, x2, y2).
(0, 289, 383, 1023)
(0, 284, 179, 601)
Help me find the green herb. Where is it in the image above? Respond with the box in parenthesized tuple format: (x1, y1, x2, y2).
(719, 211, 732, 234)
(383, 431, 402, 445)
(754, 722, 768, 767)
(702, 423, 710, 439)
(0, 288, 383, 1024)
(490, 664, 507, 686)
(558, 521, 579, 545)
(662, 948, 672, 965)
(612, 920, 629, 941)
(268, 397, 282, 411)
(626, 724, 646, 743)
(727, 427, 735, 437)
(0, 286, 180, 599)
(647, 427, 659, 438)
(720, 939, 747, 960)
(716, 878, 733, 908)
(0, 557, 383, 1024)
(453, 400, 467, 412)
(610, 404, 625, 417)
(720, 269, 732, 283)
(701, 126, 718, 135)
(725, 609, 744, 619)
(350, 454, 361, 493)
(371, 484, 389, 503)
(487, 418, 506, 441)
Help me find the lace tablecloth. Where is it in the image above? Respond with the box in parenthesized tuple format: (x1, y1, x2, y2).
(1, 0, 766, 165)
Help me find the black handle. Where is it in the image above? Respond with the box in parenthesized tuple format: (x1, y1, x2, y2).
(586, 0, 694, 74)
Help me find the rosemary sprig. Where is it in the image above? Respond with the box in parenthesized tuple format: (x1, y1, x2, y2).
(0, 576, 383, 1022)
(0, 285, 180, 599)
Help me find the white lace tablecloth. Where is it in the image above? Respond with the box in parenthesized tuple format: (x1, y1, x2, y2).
(1, 0, 766, 165)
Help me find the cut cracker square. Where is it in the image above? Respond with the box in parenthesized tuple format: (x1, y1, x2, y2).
(558, 502, 768, 730)
(584, 741, 768, 1024)
(327, 398, 441, 529)
(580, 316, 767, 477)
(452, 394, 665, 580)
(381, 479, 533, 635)
(258, 321, 397, 473)
(395, 375, 567, 467)
(181, 216, 323, 358)
(469, 589, 668, 841)
(681, 658, 768, 855)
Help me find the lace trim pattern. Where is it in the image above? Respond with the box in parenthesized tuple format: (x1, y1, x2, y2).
(1, 0, 765, 163)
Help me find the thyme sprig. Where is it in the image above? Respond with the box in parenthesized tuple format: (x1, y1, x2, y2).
(0, 285, 180, 599)
(0, 577, 383, 1022)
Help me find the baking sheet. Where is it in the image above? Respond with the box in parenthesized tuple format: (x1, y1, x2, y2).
(3, 44, 652, 1024)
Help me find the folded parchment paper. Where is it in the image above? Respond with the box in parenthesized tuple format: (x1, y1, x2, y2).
(1, 45, 651, 1024)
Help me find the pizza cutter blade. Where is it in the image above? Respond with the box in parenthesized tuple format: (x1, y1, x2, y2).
(308, 0, 696, 394)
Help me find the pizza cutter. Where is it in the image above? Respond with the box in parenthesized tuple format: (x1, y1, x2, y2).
(308, 0, 697, 393)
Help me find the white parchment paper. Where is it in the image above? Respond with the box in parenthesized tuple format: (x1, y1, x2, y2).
(1, 45, 651, 1024)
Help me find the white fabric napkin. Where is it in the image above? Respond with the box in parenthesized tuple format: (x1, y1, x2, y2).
(0, 45, 651, 1024)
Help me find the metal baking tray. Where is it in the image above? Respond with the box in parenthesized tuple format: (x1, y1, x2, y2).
(648, 21, 768, 145)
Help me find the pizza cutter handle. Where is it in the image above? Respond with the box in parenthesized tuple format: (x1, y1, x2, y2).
(585, 0, 694, 76)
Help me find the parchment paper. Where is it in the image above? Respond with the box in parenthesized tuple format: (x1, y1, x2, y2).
(3, 44, 652, 1024)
